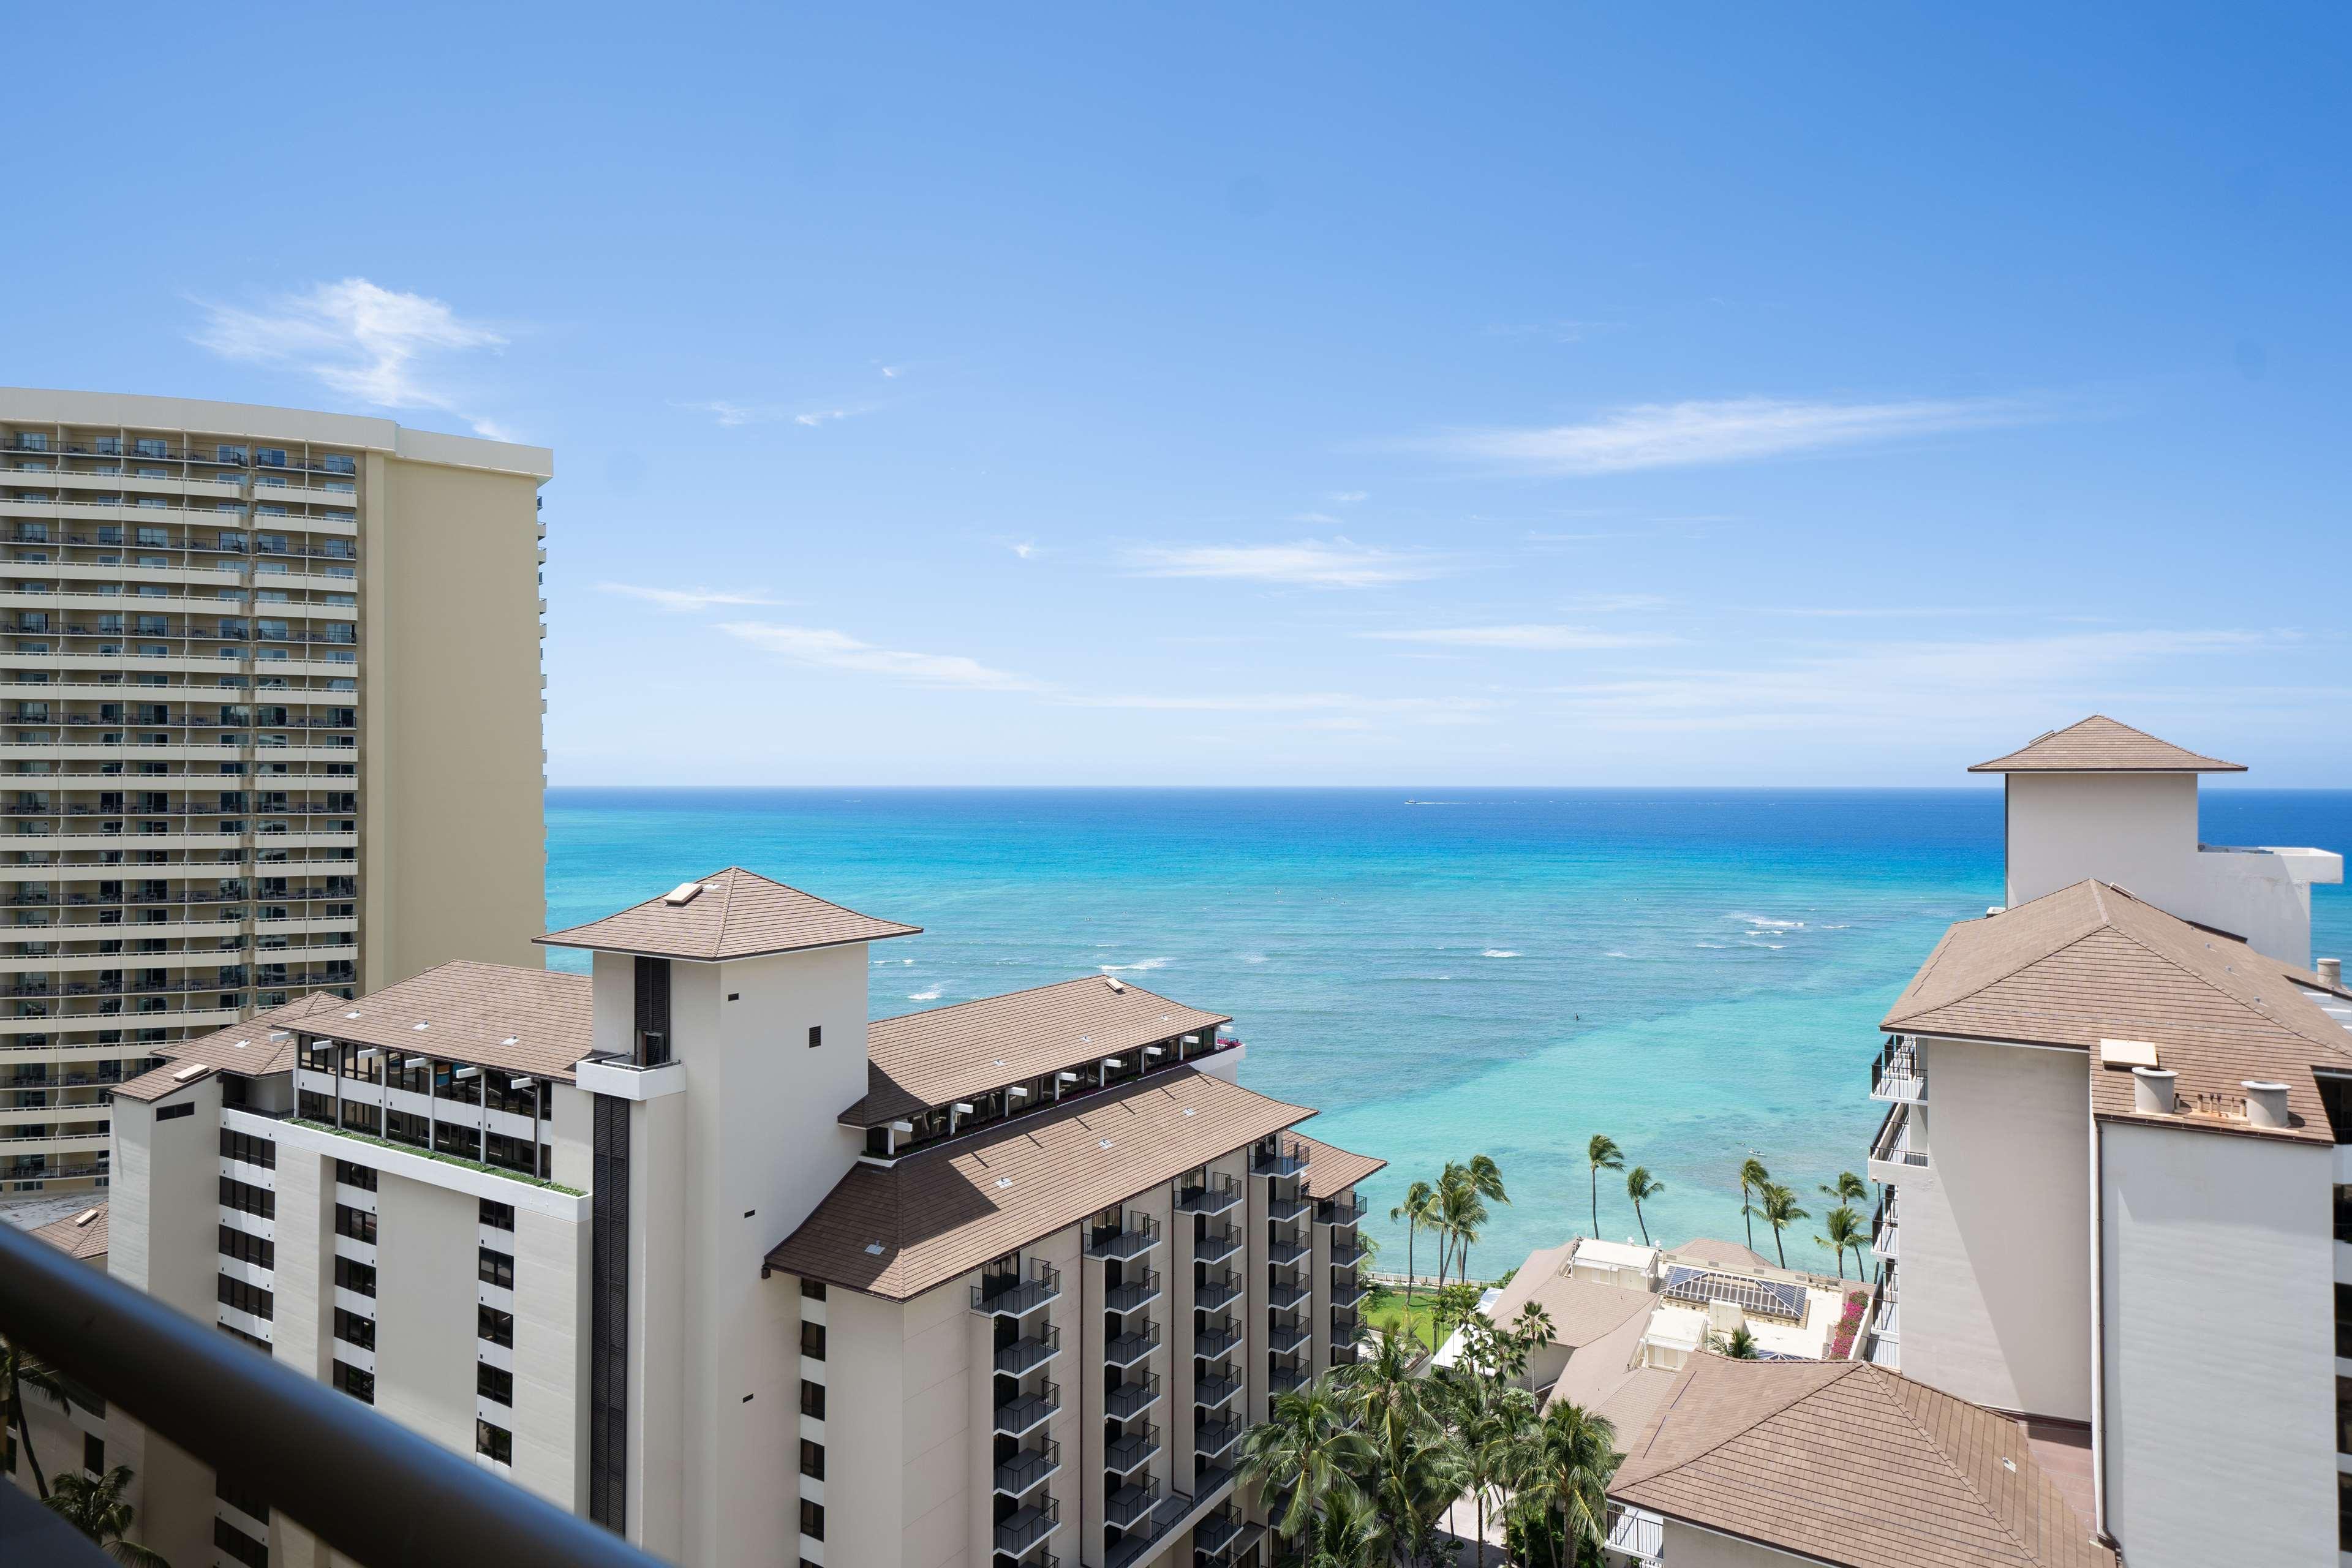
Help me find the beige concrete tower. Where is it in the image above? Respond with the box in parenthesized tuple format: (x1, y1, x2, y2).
(0, 388, 551, 1197)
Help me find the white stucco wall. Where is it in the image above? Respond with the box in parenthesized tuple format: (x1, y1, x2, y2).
(1898, 1036, 2092, 1422)
(1651, 1518, 1816, 1565)
(2099, 1121, 2335, 1566)
(372, 1167, 480, 1457)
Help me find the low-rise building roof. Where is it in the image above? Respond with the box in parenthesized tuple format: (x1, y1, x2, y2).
(1487, 1242, 1656, 1348)
(148, 993, 349, 1080)
(288, 960, 595, 1083)
(1967, 715, 2244, 774)
(767, 1067, 1332, 1300)
(1884, 880, 2352, 1144)
(1611, 1357, 2113, 1568)
(841, 976, 1230, 1128)
(29, 1199, 108, 1262)
(1292, 1133, 1387, 1197)
(540, 866, 919, 962)
(1665, 1237, 1777, 1273)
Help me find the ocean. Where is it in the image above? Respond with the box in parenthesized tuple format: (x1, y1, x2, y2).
(546, 787, 2352, 1280)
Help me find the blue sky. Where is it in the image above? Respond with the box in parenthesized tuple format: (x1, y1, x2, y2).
(7, 3, 2347, 785)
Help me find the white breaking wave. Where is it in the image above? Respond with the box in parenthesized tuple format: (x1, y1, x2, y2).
(1099, 958, 1171, 974)
(1482, 949, 1522, 959)
(1238, 952, 1268, 965)
(1738, 915, 1806, 930)
(1604, 950, 1631, 959)
(908, 988, 942, 1001)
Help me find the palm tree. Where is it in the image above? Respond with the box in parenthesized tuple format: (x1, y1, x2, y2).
(1390, 1179, 1438, 1341)
(1710, 1325, 1760, 1359)
(1236, 1377, 1376, 1548)
(1737, 1155, 1772, 1253)
(1508, 1399, 1622, 1567)
(1624, 1166, 1664, 1246)
(1817, 1204, 1864, 1279)
(1586, 1135, 1623, 1238)
(1434, 1175, 1489, 1298)
(1450, 1379, 1537, 1568)
(1298, 1482, 1388, 1568)
(43, 1465, 168, 1566)
(1, 1332, 74, 1501)
(1758, 1182, 1808, 1268)
(1819, 1170, 1867, 1212)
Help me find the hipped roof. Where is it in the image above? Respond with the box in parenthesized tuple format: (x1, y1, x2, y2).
(540, 866, 919, 961)
(1967, 715, 2243, 774)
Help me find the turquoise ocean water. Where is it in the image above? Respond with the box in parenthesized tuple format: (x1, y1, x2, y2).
(546, 788, 2352, 1280)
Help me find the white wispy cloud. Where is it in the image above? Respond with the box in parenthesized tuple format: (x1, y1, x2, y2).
(190, 278, 513, 437)
(674, 400, 869, 429)
(1127, 538, 1444, 589)
(795, 408, 851, 427)
(598, 584, 790, 612)
(720, 622, 1040, 692)
(1566, 593, 1673, 614)
(1365, 624, 1676, 652)
(1329, 491, 1368, 503)
(1412, 394, 2054, 475)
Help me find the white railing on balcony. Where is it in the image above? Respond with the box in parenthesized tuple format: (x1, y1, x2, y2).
(1870, 1035, 1926, 1102)
(1605, 1506, 1664, 1565)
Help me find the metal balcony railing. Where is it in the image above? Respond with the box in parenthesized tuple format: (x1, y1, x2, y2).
(1870, 1035, 1926, 1103)
(1316, 1192, 1368, 1226)
(1103, 1477, 1163, 1531)
(1194, 1365, 1242, 1409)
(1104, 1268, 1162, 1314)
(0, 1216, 662, 1568)
(1266, 1275, 1313, 1311)
(1329, 1273, 1370, 1308)
(1104, 1372, 1162, 1420)
(1195, 1315, 1244, 1360)
(994, 1496, 1061, 1556)
(995, 1325, 1061, 1377)
(1106, 1488, 1195, 1568)
(995, 1439, 1061, 1498)
(972, 1261, 1061, 1317)
(1267, 1316, 1311, 1355)
(1607, 1506, 1665, 1566)
(1194, 1413, 1243, 1459)
(1085, 1213, 1161, 1261)
(1266, 1232, 1309, 1267)
(1177, 1174, 1242, 1215)
(1196, 1502, 1246, 1562)
(1270, 1363, 1306, 1393)
(993, 1379, 1061, 1437)
(1265, 1191, 1310, 1223)
(1329, 1237, 1370, 1269)
(1871, 1102, 1928, 1169)
(1195, 1223, 1242, 1264)
(1105, 1320, 1159, 1368)
(1251, 1137, 1310, 1178)
(1196, 1268, 1243, 1312)
(1104, 1420, 1161, 1475)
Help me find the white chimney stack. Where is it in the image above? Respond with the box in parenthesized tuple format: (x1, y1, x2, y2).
(2244, 1080, 2291, 1129)
(2132, 1065, 2178, 1115)
(2321, 957, 2343, 989)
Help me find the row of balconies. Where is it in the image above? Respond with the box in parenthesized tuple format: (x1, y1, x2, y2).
(1, 435, 358, 476)
(2, 498, 357, 532)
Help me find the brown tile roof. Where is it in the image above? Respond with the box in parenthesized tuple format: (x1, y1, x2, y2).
(1967, 715, 2244, 774)
(767, 1068, 1330, 1300)
(29, 1199, 108, 1261)
(1610, 1358, 2113, 1568)
(1883, 880, 2352, 1144)
(1665, 1237, 1777, 1273)
(1504, 1272, 1656, 1348)
(115, 1058, 222, 1102)
(1293, 1134, 1386, 1197)
(540, 866, 919, 962)
(287, 961, 594, 1083)
(149, 993, 349, 1077)
(842, 977, 1230, 1127)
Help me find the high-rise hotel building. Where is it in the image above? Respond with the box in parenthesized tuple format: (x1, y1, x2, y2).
(0, 389, 551, 1197)
(83, 867, 1381, 1568)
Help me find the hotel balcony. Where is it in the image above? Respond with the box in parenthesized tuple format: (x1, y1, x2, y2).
(1606, 1506, 1664, 1567)
(995, 1325, 1062, 1378)
(1106, 1321, 1160, 1369)
(1086, 1214, 1161, 1262)
(1871, 1195, 1899, 1262)
(973, 1262, 1062, 1318)
(1265, 1191, 1310, 1223)
(1265, 1231, 1309, 1267)
(995, 1497, 1061, 1559)
(1195, 1314, 1245, 1360)
(1106, 1485, 1197, 1568)
(993, 1379, 1061, 1439)
(1869, 1035, 1926, 1103)
(1270, 1361, 1306, 1394)
(1196, 1223, 1242, 1265)
(1106, 1371, 1163, 1421)
(1267, 1314, 1311, 1355)
(1194, 1365, 1242, 1411)
(1106, 1268, 1163, 1314)
(1867, 1101, 1928, 1185)
(1196, 1268, 1243, 1313)
(1266, 1274, 1313, 1312)
(1252, 1137, 1310, 1178)
(1329, 1235, 1370, 1269)
(1105, 1420, 1161, 1476)
(1316, 1193, 1367, 1227)
(1177, 1175, 1242, 1216)
(1330, 1308, 1362, 1345)
(995, 1439, 1061, 1498)
(1195, 1414, 1243, 1462)
(1196, 1502, 1246, 1566)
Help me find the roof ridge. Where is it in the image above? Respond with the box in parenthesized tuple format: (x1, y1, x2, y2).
(1887, 896, 2117, 1026)
(2100, 910, 2351, 1059)
(1869, 1368, 2043, 1563)
(1629, 1360, 1860, 1481)
(712, 866, 741, 951)
(872, 972, 1193, 1023)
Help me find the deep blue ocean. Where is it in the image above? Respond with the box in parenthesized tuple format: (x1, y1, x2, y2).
(546, 788, 2352, 1278)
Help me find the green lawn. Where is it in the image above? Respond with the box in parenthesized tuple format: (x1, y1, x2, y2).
(1364, 1284, 1442, 1352)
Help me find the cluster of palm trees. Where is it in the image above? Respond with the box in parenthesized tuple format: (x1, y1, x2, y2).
(1385, 1154, 1507, 1344)
(1238, 1306, 1621, 1567)
(1575, 1141, 1874, 1278)
(2, 1333, 165, 1564)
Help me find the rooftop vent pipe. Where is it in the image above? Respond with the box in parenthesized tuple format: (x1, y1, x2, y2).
(2244, 1080, 2290, 1129)
(2131, 1066, 2177, 1115)
(2321, 957, 2343, 989)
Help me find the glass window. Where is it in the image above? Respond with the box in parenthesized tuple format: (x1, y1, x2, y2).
(799, 1379, 825, 1419)
(799, 1500, 824, 1542)
(332, 1360, 374, 1405)
(799, 1440, 824, 1480)
(477, 1365, 513, 1406)
(475, 1422, 511, 1464)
